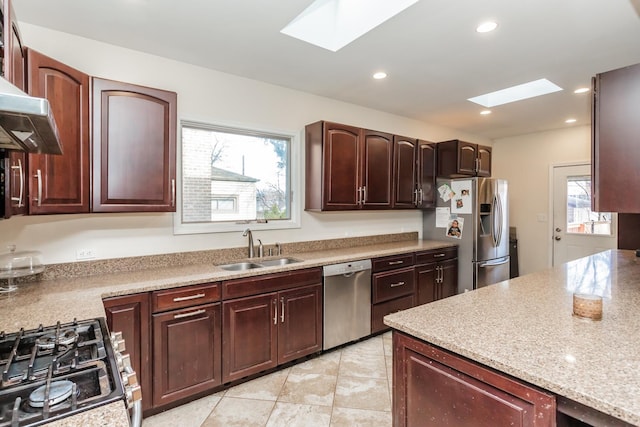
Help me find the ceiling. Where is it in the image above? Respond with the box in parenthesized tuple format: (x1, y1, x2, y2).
(12, 0, 640, 140)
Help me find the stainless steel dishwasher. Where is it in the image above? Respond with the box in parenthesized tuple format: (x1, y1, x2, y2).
(323, 259, 372, 350)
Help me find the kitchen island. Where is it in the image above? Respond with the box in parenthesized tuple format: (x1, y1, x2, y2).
(384, 249, 640, 426)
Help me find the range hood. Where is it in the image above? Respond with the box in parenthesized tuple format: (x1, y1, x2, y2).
(0, 77, 63, 155)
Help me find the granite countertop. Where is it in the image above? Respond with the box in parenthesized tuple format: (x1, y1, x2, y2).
(0, 237, 454, 426)
(384, 249, 640, 425)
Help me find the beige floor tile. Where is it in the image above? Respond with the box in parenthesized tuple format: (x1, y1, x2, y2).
(142, 392, 223, 427)
(339, 349, 387, 379)
(330, 407, 392, 427)
(382, 334, 393, 357)
(343, 336, 384, 356)
(266, 402, 332, 427)
(201, 396, 274, 427)
(333, 376, 391, 412)
(225, 368, 290, 401)
(278, 372, 337, 406)
(290, 350, 341, 376)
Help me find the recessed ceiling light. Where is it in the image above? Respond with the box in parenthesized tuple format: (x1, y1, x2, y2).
(480, 110, 492, 115)
(565, 118, 577, 124)
(476, 21, 498, 33)
(468, 78, 563, 108)
(281, 0, 420, 52)
(574, 87, 590, 94)
(373, 72, 387, 80)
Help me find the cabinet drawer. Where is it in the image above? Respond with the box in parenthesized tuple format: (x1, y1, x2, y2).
(416, 246, 457, 264)
(152, 282, 221, 313)
(372, 253, 415, 273)
(222, 268, 322, 300)
(371, 294, 415, 334)
(373, 267, 415, 304)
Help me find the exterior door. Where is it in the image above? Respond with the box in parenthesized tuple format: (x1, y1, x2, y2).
(552, 164, 617, 266)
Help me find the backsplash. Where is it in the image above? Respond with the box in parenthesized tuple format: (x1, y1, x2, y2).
(4, 232, 418, 284)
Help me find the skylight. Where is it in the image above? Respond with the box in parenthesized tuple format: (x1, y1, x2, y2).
(468, 79, 563, 108)
(281, 0, 419, 52)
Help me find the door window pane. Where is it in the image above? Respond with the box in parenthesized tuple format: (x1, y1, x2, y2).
(566, 176, 612, 235)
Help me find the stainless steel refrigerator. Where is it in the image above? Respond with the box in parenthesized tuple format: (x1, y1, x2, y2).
(423, 178, 509, 293)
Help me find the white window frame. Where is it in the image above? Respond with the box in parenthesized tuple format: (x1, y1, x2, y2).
(173, 119, 302, 235)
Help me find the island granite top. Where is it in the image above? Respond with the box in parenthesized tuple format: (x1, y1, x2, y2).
(384, 249, 640, 425)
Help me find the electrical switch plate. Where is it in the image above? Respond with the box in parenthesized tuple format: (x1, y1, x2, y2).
(76, 248, 96, 260)
(537, 213, 547, 222)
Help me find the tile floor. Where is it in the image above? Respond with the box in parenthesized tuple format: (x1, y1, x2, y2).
(142, 332, 393, 427)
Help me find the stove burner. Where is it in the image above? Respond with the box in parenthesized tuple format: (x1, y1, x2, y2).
(35, 330, 79, 350)
(28, 380, 75, 408)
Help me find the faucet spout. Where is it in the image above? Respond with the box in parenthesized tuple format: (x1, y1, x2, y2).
(242, 228, 255, 258)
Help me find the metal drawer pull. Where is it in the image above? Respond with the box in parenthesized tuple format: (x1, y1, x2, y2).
(273, 299, 278, 325)
(434, 253, 446, 258)
(172, 293, 206, 302)
(390, 281, 405, 287)
(388, 260, 404, 265)
(173, 309, 206, 319)
(280, 297, 285, 323)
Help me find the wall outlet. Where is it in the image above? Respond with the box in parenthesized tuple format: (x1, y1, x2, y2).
(76, 248, 96, 260)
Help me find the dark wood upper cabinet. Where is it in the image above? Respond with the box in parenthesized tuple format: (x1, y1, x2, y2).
(92, 78, 177, 212)
(361, 129, 393, 209)
(393, 135, 417, 208)
(592, 62, 640, 213)
(416, 140, 436, 209)
(437, 139, 492, 178)
(2, 0, 25, 90)
(26, 49, 91, 214)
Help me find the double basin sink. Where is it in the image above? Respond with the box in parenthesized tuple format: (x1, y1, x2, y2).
(219, 257, 302, 271)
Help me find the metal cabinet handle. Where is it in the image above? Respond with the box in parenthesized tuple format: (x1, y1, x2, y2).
(413, 189, 418, 205)
(173, 309, 206, 319)
(10, 159, 24, 207)
(434, 253, 445, 258)
(362, 186, 367, 203)
(171, 179, 176, 207)
(388, 260, 404, 265)
(172, 293, 206, 302)
(280, 297, 285, 323)
(273, 299, 278, 325)
(34, 169, 42, 206)
(390, 281, 405, 288)
(418, 188, 424, 205)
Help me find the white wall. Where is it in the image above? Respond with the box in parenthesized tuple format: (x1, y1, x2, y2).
(492, 125, 591, 275)
(0, 24, 492, 264)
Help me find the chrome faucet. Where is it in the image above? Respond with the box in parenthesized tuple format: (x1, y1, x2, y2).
(243, 228, 254, 258)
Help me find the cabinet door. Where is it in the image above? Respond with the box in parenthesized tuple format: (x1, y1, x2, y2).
(153, 303, 221, 407)
(92, 78, 177, 212)
(222, 293, 278, 383)
(393, 332, 556, 427)
(320, 122, 361, 210)
(103, 293, 152, 411)
(416, 140, 436, 208)
(8, 152, 27, 216)
(361, 129, 393, 208)
(278, 284, 322, 364)
(26, 49, 90, 214)
(416, 262, 437, 305)
(2, 0, 25, 90)
(592, 63, 640, 212)
(393, 135, 417, 208)
(458, 141, 478, 176)
(440, 258, 458, 299)
(477, 145, 492, 177)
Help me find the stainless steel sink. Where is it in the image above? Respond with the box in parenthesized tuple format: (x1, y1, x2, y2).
(259, 257, 301, 267)
(218, 257, 301, 271)
(219, 262, 264, 271)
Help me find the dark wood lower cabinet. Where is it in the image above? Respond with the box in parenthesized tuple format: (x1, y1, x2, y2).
(222, 293, 278, 383)
(103, 293, 152, 412)
(222, 283, 323, 383)
(393, 332, 555, 427)
(152, 302, 222, 407)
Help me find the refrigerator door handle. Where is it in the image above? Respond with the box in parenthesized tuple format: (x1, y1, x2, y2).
(496, 194, 503, 247)
(478, 257, 510, 267)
